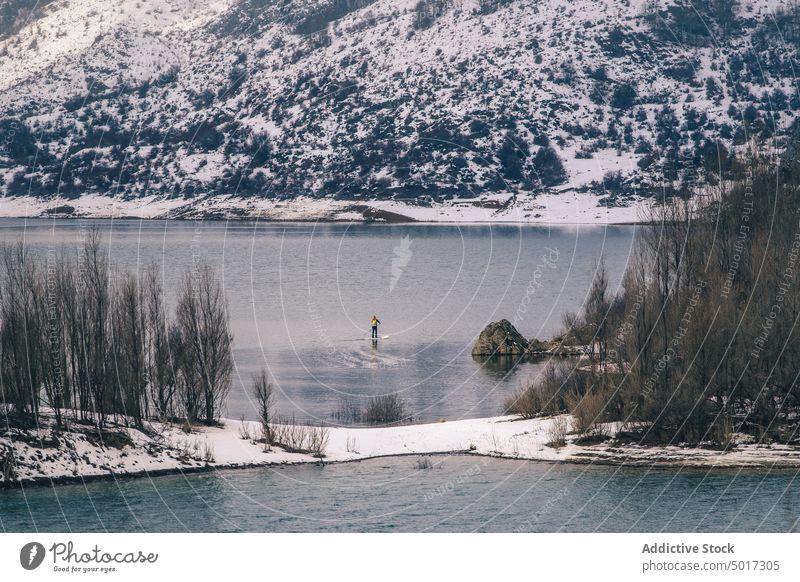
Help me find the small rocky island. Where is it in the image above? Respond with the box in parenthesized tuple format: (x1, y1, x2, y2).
(471, 319, 572, 357)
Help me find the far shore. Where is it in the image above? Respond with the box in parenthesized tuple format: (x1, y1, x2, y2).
(0, 191, 649, 225)
(0, 215, 645, 227)
(4, 413, 800, 490)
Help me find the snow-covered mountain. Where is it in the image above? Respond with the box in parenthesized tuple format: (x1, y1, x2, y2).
(0, 0, 797, 221)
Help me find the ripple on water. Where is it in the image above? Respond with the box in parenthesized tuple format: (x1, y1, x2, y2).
(2, 457, 798, 533)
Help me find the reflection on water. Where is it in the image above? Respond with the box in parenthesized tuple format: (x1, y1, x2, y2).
(471, 354, 553, 381)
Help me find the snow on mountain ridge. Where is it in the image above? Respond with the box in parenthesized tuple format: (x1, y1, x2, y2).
(0, 0, 797, 221)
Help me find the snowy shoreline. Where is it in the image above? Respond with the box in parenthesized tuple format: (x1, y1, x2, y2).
(4, 414, 800, 489)
(0, 191, 650, 224)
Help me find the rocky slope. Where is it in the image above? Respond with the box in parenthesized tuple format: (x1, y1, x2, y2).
(0, 0, 797, 221)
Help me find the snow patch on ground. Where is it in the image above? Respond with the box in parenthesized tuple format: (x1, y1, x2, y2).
(4, 413, 800, 487)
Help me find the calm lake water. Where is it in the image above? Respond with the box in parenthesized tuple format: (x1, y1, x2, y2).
(0, 218, 639, 424)
(2, 456, 798, 533)
(2, 219, 798, 533)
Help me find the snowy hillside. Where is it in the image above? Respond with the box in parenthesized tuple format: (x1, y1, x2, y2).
(0, 0, 797, 221)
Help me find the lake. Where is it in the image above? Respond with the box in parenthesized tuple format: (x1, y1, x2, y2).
(3, 219, 799, 534)
(2, 456, 798, 532)
(0, 218, 639, 424)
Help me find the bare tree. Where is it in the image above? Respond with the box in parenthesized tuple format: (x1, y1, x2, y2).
(0, 242, 44, 421)
(561, 257, 612, 370)
(109, 271, 148, 427)
(585, 257, 611, 369)
(176, 263, 233, 424)
(40, 248, 73, 428)
(251, 369, 274, 449)
(0, 237, 235, 433)
(144, 263, 177, 420)
(79, 228, 111, 426)
(172, 320, 201, 424)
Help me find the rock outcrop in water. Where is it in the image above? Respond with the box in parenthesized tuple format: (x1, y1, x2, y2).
(471, 320, 529, 356)
(472, 320, 573, 357)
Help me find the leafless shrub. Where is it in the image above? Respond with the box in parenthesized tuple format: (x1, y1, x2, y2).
(415, 456, 433, 470)
(271, 416, 329, 457)
(345, 434, 359, 453)
(490, 426, 500, 453)
(173, 437, 201, 462)
(272, 416, 307, 453)
(505, 361, 573, 418)
(363, 394, 407, 424)
(566, 389, 606, 435)
(546, 416, 569, 449)
(237, 415, 252, 440)
(307, 424, 330, 458)
(331, 400, 362, 424)
(202, 439, 215, 463)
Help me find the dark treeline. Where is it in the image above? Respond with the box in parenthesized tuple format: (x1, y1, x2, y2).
(0, 230, 233, 430)
(511, 152, 800, 445)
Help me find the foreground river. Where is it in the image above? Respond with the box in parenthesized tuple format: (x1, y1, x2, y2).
(0, 218, 638, 423)
(2, 457, 798, 532)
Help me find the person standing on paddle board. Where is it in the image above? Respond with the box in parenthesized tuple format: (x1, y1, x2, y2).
(371, 315, 381, 339)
